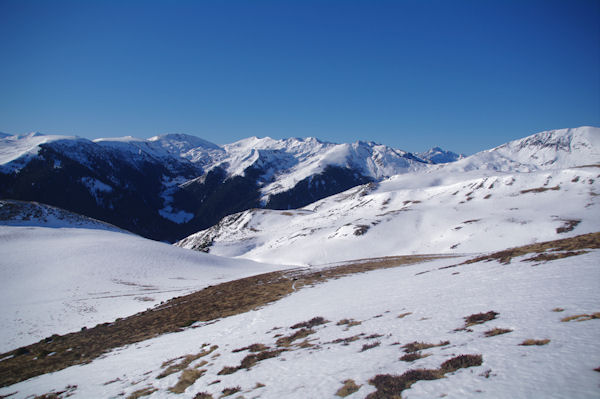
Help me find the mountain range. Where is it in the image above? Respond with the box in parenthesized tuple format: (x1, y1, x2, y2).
(0, 132, 462, 242)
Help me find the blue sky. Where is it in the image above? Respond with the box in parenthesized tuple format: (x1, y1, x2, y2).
(1, 0, 599, 154)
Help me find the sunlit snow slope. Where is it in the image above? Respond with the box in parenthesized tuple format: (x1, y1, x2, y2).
(177, 127, 600, 265)
(0, 201, 283, 352)
(3, 242, 598, 399)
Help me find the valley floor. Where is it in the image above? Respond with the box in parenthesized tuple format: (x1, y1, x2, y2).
(1, 235, 599, 398)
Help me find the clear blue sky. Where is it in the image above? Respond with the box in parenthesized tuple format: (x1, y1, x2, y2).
(1, 0, 599, 154)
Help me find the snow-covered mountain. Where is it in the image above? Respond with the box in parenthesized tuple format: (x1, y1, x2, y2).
(0, 132, 456, 241)
(176, 127, 600, 265)
(0, 200, 282, 352)
(417, 146, 465, 164)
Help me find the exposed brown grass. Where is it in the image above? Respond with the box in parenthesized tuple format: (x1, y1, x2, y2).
(484, 328, 513, 337)
(232, 343, 269, 353)
(366, 354, 482, 399)
(520, 185, 560, 194)
(560, 313, 600, 322)
(520, 339, 550, 346)
(337, 318, 362, 328)
(168, 369, 205, 394)
(193, 393, 214, 399)
(158, 345, 217, 379)
(399, 352, 430, 362)
(276, 328, 315, 347)
(218, 348, 285, 376)
(335, 379, 361, 397)
(330, 334, 364, 345)
(464, 311, 498, 327)
(0, 254, 439, 387)
(397, 312, 412, 319)
(402, 341, 449, 353)
(556, 219, 581, 234)
(127, 386, 158, 399)
(439, 354, 483, 372)
(220, 386, 241, 397)
(552, 308, 565, 312)
(360, 342, 381, 352)
(462, 232, 600, 265)
(291, 316, 328, 329)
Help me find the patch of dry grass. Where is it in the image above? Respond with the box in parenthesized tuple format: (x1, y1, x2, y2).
(397, 312, 412, 319)
(520, 339, 550, 346)
(464, 311, 498, 327)
(360, 342, 380, 352)
(158, 345, 217, 379)
(168, 369, 206, 394)
(560, 313, 600, 322)
(291, 317, 328, 329)
(127, 386, 158, 399)
(330, 334, 364, 346)
(335, 379, 361, 397)
(520, 185, 560, 194)
(402, 341, 449, 354)
(484, 328, 512, 337)
(399, 352, 430, 362)
(337, 319, 362, 328)
(366, 354, 482, 398)
(193, 393, 214, 399)
(276, 328, 315, 347)
(552, 308, 565, 312)
(232, 343, 269, 353)
(218, 348, 285, 375)
(220, 386, 241, 397)
(463, 232, 600, 265)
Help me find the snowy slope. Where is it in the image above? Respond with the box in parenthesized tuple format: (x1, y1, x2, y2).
(0, 205, 283, 353)
(438, 126, 600, 173)
(2, 243, 598, 398)
(177, 165, 600, 265)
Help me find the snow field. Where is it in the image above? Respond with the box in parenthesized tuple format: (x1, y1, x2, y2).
(2, 251, 598, 398)
(0, 226, 283, 352)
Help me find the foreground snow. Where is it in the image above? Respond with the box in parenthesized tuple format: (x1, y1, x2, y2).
(2, 249, 598, 398)
(0, 226, 283, 353)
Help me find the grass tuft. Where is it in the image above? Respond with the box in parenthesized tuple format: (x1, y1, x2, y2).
(291, 317, 328, 329)
(335, 379, 361, 397)
(360, 342, 380, 352)
(193, 393, 214, 399)
(399, 352, 430, 362)
(397, 312, 412, 319)
(520, 339, 550, 346)
(560, 313, 600, 322)
(127, 386, 158, 399)
(276, 328, 315, 347)
(439, 354, 483, 373)
(168, 368, 205, 394)
(464, 311, 498, 327)
(366, 354, 482, 398)
(402, 341, 449, 353)
(484, 328, 513, 337)
(220, 386, 241, 397)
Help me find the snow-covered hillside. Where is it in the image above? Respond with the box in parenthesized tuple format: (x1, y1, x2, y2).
(177, 127, 600, 265)
(2, 236, 598, 398)
(0, 203, 283, 352)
